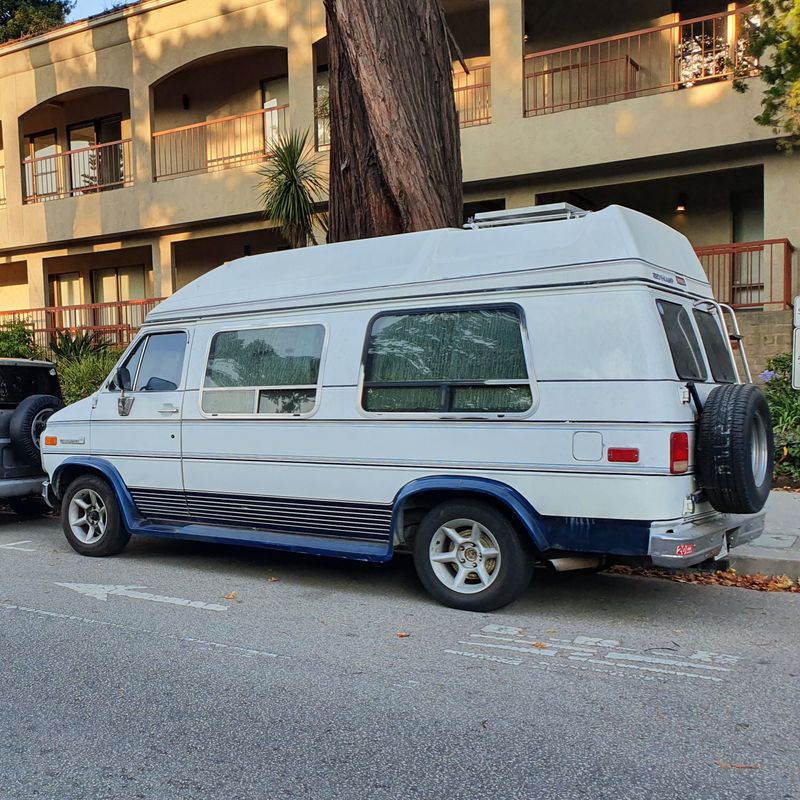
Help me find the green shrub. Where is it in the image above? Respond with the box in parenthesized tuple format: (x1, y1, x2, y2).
(50, 330, 112, 361)
(57, 350, 121, 406)
(760, 353, 800, 482)
(0, 320, 44, 360)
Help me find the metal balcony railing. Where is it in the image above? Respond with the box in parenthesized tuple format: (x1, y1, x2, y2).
(694, 239, 794, 309)
(22, 139, 133, 204)
(453, 63, 492, 127)
(524, 7, 759, 116)
(0, 298, 164, 350)
(153, 105, 290, 180)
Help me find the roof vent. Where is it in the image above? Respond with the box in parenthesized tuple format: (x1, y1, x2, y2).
(465, 202, 590, 230)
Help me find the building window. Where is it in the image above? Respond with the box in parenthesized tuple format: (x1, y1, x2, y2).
(24, 130, 58, 201)
(202, 324, 325, 416)
(362, 306, 533, 414)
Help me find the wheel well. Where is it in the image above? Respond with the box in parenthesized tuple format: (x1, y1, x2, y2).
(54, 464, 110, 498)
(395, 490, 528, 550)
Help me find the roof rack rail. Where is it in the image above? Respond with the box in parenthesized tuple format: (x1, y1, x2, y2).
(465, 203, 590, 230)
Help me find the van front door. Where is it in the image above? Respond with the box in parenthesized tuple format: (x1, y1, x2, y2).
(91, 331, 189, 521)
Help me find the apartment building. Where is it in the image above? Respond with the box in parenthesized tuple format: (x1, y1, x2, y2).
(0, 0, 796, 368)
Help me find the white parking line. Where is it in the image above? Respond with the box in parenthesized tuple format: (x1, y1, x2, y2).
(0, 601, 280, 659)
(0, 540, 35, 552)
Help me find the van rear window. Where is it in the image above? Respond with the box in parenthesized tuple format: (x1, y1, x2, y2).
(362, 307, 533, 414)
(656, 300, 707, 382)
(693, 310, 738, 384)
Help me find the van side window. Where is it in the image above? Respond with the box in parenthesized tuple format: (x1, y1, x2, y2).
(362, 307, 533, 414)
(693, 310, 737, 384)
(656, 300, 707, 382)
(132, 332, 188, 391)
(112, 336, 146, 389)
(202, 324, 325, 416)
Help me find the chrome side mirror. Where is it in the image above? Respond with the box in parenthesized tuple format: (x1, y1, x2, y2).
(115, 367, 134, 416)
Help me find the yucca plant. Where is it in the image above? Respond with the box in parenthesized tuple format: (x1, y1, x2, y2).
(257, 130, 328, 248)
(50, 330, 112, 361)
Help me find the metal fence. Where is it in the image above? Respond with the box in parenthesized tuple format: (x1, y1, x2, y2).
(694, 239, 794, 309)
(453, 63, 492, 127)
(22, 139, 133, 204)
(0, 298, 164, 352)
(153, 105, 290, 180)
(524, 7, 758, 116)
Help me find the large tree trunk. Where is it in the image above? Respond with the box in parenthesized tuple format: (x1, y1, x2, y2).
(324, 0, 463, 242)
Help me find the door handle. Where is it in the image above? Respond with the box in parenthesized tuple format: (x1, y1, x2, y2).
(158, 404, 180, 415)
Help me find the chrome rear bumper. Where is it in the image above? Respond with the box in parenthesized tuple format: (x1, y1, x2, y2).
(649, 511, 765, 568)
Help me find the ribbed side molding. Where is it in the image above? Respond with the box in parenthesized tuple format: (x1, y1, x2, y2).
(129, 488, 190, 521)
(128, 487, 393, 542)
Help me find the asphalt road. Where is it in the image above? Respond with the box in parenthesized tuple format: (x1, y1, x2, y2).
(1, 513, 798, 800)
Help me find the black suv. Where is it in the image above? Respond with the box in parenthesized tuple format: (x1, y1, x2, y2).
(0, 359, 63, 516)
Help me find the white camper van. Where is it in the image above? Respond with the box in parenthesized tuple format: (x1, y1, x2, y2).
(41, 205, 773, 611)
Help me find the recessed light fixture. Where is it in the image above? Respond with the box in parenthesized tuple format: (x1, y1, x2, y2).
(676, 193, 688, 213)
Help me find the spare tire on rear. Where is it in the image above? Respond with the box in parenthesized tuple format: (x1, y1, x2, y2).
(9, 394, 64, 467)
(696, 384, 773, 514)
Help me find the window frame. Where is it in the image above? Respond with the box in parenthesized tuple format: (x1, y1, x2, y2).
(357, 302, 538, 420)
(198, 320, 329, 420)
(655, 297, 709, 383)
(692, 307, 739, 385)
(107, 328, 190, 394)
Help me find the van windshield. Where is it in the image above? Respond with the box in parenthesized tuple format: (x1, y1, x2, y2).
(656, 300, 707, 382)
(693, 310, 738, 384)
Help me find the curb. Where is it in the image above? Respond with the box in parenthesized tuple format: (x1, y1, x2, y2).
(725, 549, 800, 579)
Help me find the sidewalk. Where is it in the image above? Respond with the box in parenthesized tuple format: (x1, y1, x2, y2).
(727, 491, 800, 577)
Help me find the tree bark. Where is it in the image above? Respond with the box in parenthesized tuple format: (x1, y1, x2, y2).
(324, 0, 463, 243)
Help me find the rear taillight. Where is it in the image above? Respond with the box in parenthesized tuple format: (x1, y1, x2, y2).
(670, 432, 690, 474)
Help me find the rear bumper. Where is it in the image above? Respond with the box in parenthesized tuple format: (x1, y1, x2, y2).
(649, 511, 765, 568)
(0, 475, 46, 499)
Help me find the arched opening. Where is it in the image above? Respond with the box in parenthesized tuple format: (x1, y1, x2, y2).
(19, 87, 132, 203)
(151, 47, 289, 180)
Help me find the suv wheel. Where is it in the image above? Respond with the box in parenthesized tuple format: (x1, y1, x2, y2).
(62, 475, 130, 557)
(9, 394, 64, 466)
(413, 500, 534, 611)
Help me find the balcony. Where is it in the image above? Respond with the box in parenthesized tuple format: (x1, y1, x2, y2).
(453, 63, 492, 127)
(695, 239, 794, 309)
(22, 139, 133, 204)
(524, 7, 758, 116)
(0, 298, 163, 350)
(153, 105, 290, 181)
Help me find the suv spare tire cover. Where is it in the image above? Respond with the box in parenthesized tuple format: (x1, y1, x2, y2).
(696, 384, 774, 514)
(9, 394, 64, 467)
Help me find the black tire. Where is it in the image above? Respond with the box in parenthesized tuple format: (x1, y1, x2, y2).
(7, 496, 52, 518)
(9, 394, 64, 466)
(696, 384, 774, 514)
(413, 500, 534, 611)
(61, 474, 130, 557)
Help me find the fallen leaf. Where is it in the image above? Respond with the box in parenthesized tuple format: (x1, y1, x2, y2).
(547, 629, 556, 634)
(396, 631, 410, 639)
(223, 592, 237, 601)
(531, 642, 548, 649)
(714, 761, 759, 770)
(609, 566, 799, 593)
(268, 577, 279, 583)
